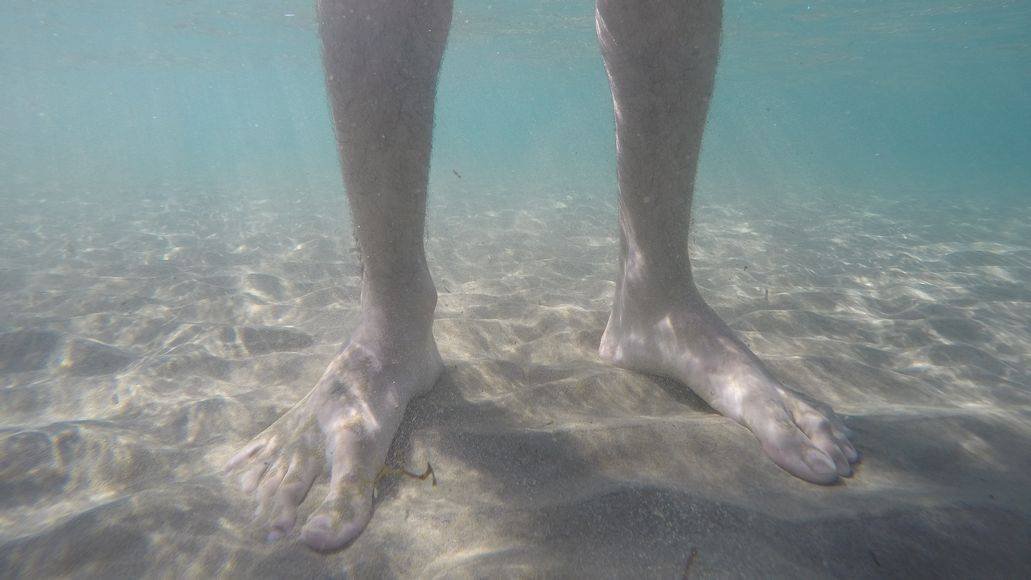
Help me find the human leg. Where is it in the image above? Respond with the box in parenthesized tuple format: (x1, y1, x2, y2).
(225, 0, 452, 550)
(595, 0, 858, 484)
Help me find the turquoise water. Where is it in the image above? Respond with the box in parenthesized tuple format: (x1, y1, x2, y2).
(3, 1, 1029, 202)
(2, 1, 1031, 576)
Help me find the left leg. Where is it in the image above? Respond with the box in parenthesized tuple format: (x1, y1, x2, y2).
(225, 0, 452, 551)
(595, 0, 858, 484)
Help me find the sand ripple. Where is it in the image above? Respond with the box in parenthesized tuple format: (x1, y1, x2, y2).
(1, 192, 1029, 577)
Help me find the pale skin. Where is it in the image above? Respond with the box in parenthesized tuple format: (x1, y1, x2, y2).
(225, 0, 860, 551)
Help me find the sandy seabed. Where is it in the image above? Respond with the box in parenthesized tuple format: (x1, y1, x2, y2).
(0, 190, 1029, 578)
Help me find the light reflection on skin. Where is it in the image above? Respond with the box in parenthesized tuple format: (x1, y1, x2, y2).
(216, 0, 862, 552)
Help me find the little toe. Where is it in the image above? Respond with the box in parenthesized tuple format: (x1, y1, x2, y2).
(822, 416, 859, 463)
(225, 440, 265, 472)
(840, 437, 860, 463)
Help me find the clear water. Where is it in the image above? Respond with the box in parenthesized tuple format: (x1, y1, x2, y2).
(4, 1, 1028, 201)
(2, 1, 1030, 577)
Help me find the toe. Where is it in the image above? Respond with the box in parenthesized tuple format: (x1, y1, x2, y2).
(804, 419, 852, 477)
(268, 456, 319, 539)
(225, 439, 265, 472)
(830, 416, 855, 440)
(843, 441, 860, 464)
(832, 427, 860, 463)
(797, 445, 839, 484)
(823, 415, 859, 462)
(300, 489, 373, 552)
(813, 408, 859, 464)
(239, 460, 271, 493)
(754, 411, 839, 485)
(254, 462, 288, 518)
(787, 395, 859, 469)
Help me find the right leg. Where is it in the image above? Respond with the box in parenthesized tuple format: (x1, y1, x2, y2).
(225, 0, 452, 551)
(594, 0, 856, 484)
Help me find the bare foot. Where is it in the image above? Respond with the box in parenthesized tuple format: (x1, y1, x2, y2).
(225, 315, 442, 551)
(600, 280, 859, 484)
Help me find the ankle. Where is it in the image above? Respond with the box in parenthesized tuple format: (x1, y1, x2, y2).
(359, 268, 437, 330)
(617, 260, 698, 306)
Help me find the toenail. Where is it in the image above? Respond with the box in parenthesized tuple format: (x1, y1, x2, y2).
(803, 447, 835, 474)
(306, 515, 333, 532)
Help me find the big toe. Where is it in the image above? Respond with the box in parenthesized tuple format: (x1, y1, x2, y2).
(760, 426, 840, 485)
(773, 441, 839, 485)
(299, 491, 373, 552)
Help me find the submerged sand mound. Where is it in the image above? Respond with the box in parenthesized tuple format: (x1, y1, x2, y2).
(59, 338, 136, 376)
(0, 330, 60, 373)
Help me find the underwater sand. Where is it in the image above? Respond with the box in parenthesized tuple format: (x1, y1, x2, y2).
(1, 191, 1029, 577)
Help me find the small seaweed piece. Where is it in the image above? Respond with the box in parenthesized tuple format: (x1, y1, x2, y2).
(869, 549, 882, 567)
(374, 462, 437, 488)
(683, 547, 699, 578)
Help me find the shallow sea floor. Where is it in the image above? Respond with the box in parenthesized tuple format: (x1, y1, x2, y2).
(1, 191, 1029, 578)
